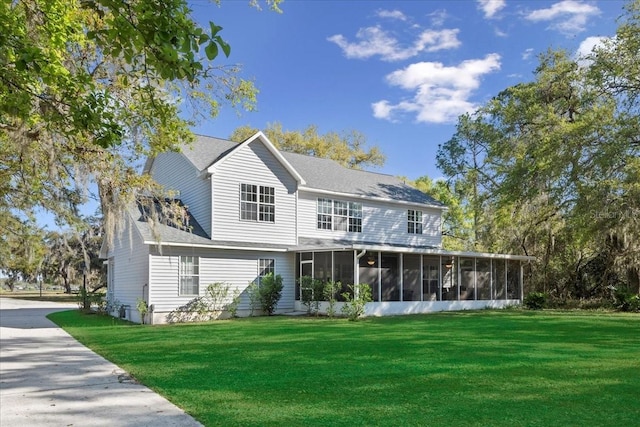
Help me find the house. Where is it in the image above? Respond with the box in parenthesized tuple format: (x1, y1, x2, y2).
(103, 132, 534, 324)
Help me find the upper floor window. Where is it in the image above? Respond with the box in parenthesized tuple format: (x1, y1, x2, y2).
(179, 256, 199, 295)
(407, 209, 423, 234)
(240, 183, 275, 222)
(317, 198, 362, 233)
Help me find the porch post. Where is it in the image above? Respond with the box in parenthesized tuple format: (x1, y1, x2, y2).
(519, 261, 524, 302)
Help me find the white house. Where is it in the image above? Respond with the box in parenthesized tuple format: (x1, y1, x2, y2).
(102, 132, 534, 324)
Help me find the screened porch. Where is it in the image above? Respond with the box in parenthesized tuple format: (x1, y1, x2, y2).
(294, 249, 532, 314)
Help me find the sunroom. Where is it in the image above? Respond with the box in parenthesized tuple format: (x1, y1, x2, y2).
(292, 241, 535, 316)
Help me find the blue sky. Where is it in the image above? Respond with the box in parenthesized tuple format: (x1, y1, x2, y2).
(190, 0, 626, 180)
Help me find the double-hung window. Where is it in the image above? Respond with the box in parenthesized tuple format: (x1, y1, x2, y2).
(317, 198, 333, 230)
(241, 183, 275, 222)
(317, 198, 362, 232)
(407, 209, 423, 234)
(179, 256, 199, 295)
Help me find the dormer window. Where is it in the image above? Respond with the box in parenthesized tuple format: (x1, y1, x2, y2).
(408, 209, 423, 234)
(240, 183, 275, 222)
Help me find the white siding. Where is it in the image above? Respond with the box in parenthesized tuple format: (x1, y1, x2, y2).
(148, 246, 295, 315)
(110, 218, 150, 323)
(297, 190, 442, 247)
(211, 141, 297, 244)
(149, 151, 212, 237)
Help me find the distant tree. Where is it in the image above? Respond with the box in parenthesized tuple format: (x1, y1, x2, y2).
(42, 217, 105, 293)
(409, 176, 473, 251)
(230, 122, 385, 169)
(0, 212, 47, 290)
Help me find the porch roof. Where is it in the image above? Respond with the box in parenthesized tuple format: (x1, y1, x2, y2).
(290, 238, 536, 262)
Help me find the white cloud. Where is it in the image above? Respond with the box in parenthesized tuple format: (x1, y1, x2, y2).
(328, 27, 461, 62)
(575, 35, 610, 66)
(372, 54, 502, 123)
(522, 48, 534, 60)
(428, 9, 449, 27)
(477, 0, 506, 19)
(524, 0, 600, 36)
(376, 9, 407, 21)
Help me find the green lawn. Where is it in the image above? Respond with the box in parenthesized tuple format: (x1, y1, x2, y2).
(48, 310, 640, 427)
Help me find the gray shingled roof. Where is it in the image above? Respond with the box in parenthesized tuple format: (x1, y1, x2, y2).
(174, 134, 443, 207)
(130, 201, 291, 250)
(280, 151, 442, 206)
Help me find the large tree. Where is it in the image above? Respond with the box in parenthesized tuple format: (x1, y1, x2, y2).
(0, 0, 280, 255)
(437, 2, 640, 300)
(230, 123, 385, 170)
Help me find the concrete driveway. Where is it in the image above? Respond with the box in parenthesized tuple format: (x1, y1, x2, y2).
(0, 298, 202, 426)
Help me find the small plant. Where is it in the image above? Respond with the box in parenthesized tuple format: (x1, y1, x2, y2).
(523, 292, 548, 310)
(205, 282, 230, 311)
(228, 289, 241, 318)
(258, 273, 283, 316)
(341, 283, 372, 321)
(324, 280, 341, 318)
(299, 275, 315, 315)
(136, 298, 149, 324)
(247, 281, 260, 316)
(298, 276, 325, 316)
(105, 295, 121, 315)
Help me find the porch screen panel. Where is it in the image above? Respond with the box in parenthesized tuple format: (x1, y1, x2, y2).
(476, 258, 491, 300)
(359, 252, 379, 302)
(314, 252, 332, 283)
(334, 251, 354, 300)
(460, 258, 475, 300)
(380, 253, 400, 301)
(506, 260, 520, 299)
(423, 256, 440, 301)
(403, 254, 421, 301)
(442, 257, 457, 300)
(493, 259, 506, 300)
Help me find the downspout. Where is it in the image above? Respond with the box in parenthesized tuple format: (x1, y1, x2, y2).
(355, 250, 367, 299)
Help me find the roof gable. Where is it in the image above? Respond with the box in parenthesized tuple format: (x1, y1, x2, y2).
(206, 132, 305, 185)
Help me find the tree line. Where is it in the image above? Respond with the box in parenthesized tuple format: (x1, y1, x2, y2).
(430, 1, 640, 304)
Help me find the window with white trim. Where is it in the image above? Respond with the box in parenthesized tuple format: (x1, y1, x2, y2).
(407, 209, 423, 234)
(317, 198, 333, 230)
(179, 256, 199, 295)
(316, 198, 362, 232)
(241, 183, 275, 222)
(258, 258, 275, 285)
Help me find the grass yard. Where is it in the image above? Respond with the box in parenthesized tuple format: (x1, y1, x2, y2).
(48, 310, 640, 427)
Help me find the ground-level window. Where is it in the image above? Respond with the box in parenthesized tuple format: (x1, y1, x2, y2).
(407, 209, 423, 234)
(179, 256, 199, 295)
(317, 198, 362, 232)
(258, 258, 275, 285)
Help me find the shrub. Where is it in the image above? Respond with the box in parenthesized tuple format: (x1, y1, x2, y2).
(298, 275, 315, 315)
(613, 289, 640, 312)
(298, 275, 326, 316)
(523, 292, 547, 310)
(324, 280, 340, 318)
(341, 283, 372, 321)
(259, 273, 283, 316)
(136, 298, 149, 324)
(205, 282, 230, 312)
(247, 281, 260, 316)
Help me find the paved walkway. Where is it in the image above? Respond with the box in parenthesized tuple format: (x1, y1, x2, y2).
(0, 298, 202, 426)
